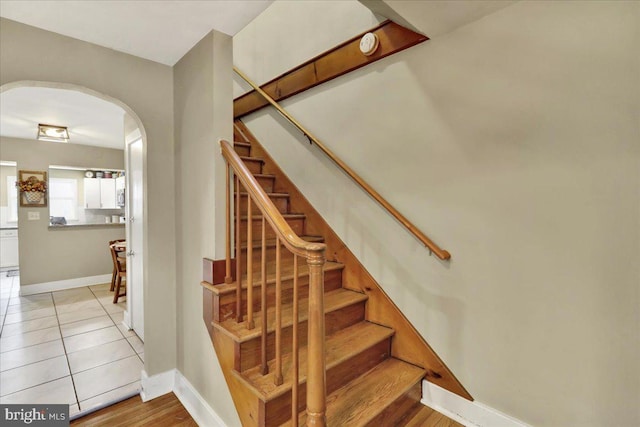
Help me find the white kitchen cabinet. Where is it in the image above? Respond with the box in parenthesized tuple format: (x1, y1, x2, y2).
(115, 176, 125, 190)
(84, 178, 117, 209)
(100, 179, 116, 208)
(84, 178, 101, 208)
(0, 229, 19, 268)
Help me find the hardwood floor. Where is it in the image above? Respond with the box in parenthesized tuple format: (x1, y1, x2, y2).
(71, 393, 196, 427)
(405, 405, 465, 427)
(70, 390, 462, 426)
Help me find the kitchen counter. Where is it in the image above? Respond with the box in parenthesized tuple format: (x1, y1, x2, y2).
(49, 223, 125, 230)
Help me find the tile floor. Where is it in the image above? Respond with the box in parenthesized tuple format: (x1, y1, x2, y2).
(0, 272, 143, 417)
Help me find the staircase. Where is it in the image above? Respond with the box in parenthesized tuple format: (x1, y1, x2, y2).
(200, 120, 470, 426)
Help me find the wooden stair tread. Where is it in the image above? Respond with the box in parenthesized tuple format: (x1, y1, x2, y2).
(234, 141, 251, 147)
(290, 358, 426, 427)
(202, 260, 344, 295)
(235, 321, 394, 401)
(240, 155, 264, 163)
(213, 288, 367, 343)
(252, 173, 275, 179)
(240, 235, 324, 251)
(240, 213, 305, 221)
(239, 191, 289, 198)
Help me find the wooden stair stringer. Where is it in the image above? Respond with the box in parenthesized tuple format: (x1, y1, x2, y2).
(208, 323, 261, 426)
(234, 119, 473, 401)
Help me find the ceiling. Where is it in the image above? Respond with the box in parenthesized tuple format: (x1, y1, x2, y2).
(0, 0, 273, 150)
(0, 0, 273, 66)
(1, 87, 126, 150)
(364, 0, 516, 38)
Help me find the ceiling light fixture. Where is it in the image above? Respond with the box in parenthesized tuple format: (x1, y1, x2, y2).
(37, 123, 70, 143)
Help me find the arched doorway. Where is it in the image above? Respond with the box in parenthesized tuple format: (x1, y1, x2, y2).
(0, 80, 148, 415)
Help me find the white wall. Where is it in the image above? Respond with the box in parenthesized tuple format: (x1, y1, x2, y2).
(174, 31, 239, 426)
(235, 1, 640, 426)
(0, 18, 177, 376)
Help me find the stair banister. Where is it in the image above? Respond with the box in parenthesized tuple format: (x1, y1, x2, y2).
(233, 66, 452, 260)
(220, 139, 327, 426)
(222, 140, 326, 257)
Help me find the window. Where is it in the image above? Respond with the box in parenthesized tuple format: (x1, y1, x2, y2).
(6, 175, 18, 222)
(49, 178, 78, 220)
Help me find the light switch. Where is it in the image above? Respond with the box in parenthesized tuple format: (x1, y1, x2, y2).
(28, 211, 40, 220)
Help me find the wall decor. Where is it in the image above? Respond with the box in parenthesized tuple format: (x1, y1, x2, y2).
(17, 170, 48, 207)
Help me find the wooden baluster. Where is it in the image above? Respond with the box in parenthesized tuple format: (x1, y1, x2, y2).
(246, 197, 254, 329)
(306, 252, 326, 427)
(274, 236, 283, 386)
(291, 255, 299, 427)
(224, 165, 232, 284)
(261, 217, 268, 375)
(235, 175, 243, 323)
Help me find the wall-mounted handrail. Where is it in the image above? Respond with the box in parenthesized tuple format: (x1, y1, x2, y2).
(233, 66, 451, 260)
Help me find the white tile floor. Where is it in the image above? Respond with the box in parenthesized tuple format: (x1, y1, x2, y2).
(0, 272, 143, 417)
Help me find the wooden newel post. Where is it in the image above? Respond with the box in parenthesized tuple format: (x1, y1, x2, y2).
(306, 251, 327, 427)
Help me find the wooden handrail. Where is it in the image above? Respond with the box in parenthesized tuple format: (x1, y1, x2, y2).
(220, 139, 326, 259)
(220, 138, 327, 425)
(233, 66, 451, 260)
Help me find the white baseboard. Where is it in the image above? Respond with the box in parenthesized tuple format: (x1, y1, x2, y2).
(421, 380, 530, 427)
(140, 369, 175, 402)
(140, 369, 227, 426)
(20, 274, 112, 295)
(174, 371, 227, 427)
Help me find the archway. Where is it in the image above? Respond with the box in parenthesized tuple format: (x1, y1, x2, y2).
(0, 81, 148, 411)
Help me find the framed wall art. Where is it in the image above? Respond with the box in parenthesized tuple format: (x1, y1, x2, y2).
(17, 170, 48, 207)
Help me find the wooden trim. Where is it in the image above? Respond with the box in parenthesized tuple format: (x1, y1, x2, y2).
(232, 71, 452, 260)
(234, 20, 428, 118)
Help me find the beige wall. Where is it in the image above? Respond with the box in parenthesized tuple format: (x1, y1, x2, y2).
(0, 18, 176, 376)
(235, 1, 640, 426)
(174, 31, 238, 425)
(1, 136, 125, 284)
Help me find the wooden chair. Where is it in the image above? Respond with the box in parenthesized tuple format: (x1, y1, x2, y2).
(109, 243, 127, 303)
(109, 239, 126, 292)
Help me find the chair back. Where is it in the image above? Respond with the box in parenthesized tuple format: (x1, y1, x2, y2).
(109, 243, 126, 273)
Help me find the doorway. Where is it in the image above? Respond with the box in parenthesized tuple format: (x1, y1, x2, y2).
(124, 133, 144, 340)
(0, 161, 19, 275)
(0, 81, 148, 417)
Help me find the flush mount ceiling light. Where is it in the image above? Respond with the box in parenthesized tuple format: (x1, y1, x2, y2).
(37, 123, 70, 143)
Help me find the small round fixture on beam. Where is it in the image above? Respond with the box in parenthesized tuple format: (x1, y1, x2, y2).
(359, 32, 379, 56)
